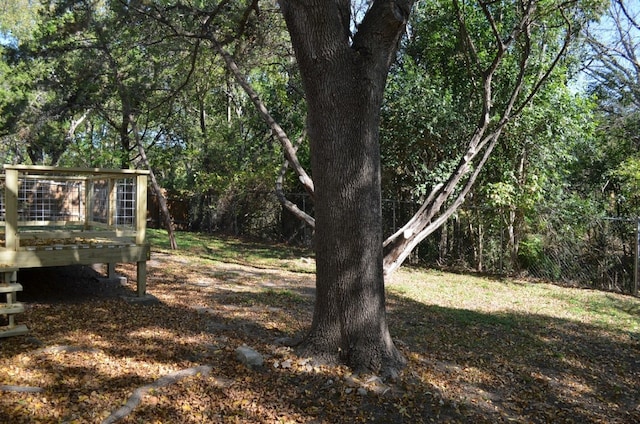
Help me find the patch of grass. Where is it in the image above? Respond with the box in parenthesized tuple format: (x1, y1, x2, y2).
(147, 229, 315, 273)
(147, 229, 210, 252)
(262, 288, 306, 305)
(387, 267, 640, 334)
(220, 288, 309, 309)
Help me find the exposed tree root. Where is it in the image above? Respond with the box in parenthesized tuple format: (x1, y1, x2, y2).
(0, 385, 44, 393)
(38, 345, 101, 354)
(102, 365, 214, 424)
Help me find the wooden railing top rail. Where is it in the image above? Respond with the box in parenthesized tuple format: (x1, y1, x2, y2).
(3, 164, 150, 176)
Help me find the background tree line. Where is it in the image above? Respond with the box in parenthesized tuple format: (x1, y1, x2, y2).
(1, 0, 638, 292)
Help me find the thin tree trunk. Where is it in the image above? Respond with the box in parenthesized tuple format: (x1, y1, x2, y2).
(477, 221, 484, 272)
(131, 116, 178, 250)
(146, 164, 178, 250)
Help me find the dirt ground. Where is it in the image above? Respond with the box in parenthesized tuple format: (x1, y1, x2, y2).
(0, 251, 639, 423)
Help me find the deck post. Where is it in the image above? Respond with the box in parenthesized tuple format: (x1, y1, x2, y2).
(106, 178, 116, 277)
(107, 263, 116, 279)
(84, 177, 92, 230)
(108, 177, 116, 226)
(136, 174, 148, 296)
(4, 168, 19, 252)
(135, 174, 147, 245)
(137, 261, 147, 297)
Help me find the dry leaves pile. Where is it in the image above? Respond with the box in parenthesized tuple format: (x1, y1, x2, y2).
(1, 246, 639, 423)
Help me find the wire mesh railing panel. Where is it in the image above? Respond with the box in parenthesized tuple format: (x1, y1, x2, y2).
(88, 178, 136, 229)
(1, 176, 83, 223)
(89, 180, 109, 224)
(16, 178, 85, 222)
(115, 178, 136, 229)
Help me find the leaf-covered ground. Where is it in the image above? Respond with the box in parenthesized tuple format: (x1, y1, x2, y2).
(1, 234, 639, 423)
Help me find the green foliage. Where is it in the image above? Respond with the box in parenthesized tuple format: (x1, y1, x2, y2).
(381, 56, 464, 199)
(0, 0, 625, 274)
(0, 41, 64, 164)
(0, 0, 41, 43)
(517, 233, 544, 269)
(611, 157, 640, 213)
(381, 0, 608, 274)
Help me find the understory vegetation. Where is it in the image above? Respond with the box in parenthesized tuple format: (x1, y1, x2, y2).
(1, 231, 638, 423)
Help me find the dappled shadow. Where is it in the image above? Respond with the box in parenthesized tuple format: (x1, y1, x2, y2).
(210, 236, 313, 260)
(2, 253, 639, 423)
(606, 294, 640, 317)
(0, 258, 322, 423)
(386, 291, 640, 423)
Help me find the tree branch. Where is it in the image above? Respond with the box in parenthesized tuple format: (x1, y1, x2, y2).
(275, 130, 315, 228)
(210, 36, 315, 198)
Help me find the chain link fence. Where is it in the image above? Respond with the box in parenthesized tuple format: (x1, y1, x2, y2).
(382, 203, 640, 295)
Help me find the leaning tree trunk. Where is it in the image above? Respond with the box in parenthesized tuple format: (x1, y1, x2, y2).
(130, 116, 178, 250)
(140, 156, 178, 250)
(279, 0, 412, 376)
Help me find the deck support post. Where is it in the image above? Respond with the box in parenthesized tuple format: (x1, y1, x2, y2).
(0, 267, 28, 338)
(137, 261, 147, 297)
(107, 263, 116, 279)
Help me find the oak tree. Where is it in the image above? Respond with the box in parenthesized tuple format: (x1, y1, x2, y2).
(274, 0, 597, 374)
(277, 0, 414, 375)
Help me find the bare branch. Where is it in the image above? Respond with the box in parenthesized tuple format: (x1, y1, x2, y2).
(210, 37, 315, 198)
(275, 131, 315, 228)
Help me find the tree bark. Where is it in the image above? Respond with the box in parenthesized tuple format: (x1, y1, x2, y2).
(279, 0, 412, 376)
(130, 116, 178, 250)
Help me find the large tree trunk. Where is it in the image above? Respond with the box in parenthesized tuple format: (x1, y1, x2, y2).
(279, 0, 412, 376)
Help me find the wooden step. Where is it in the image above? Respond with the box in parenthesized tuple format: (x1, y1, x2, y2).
(0, 283, 23, 294)
(0, 270, 18, 284)
(0, 324, 29, 338)
(0, 303, 25, 315)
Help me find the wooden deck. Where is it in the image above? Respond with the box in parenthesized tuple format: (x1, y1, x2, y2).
(0, 165, 151, 337)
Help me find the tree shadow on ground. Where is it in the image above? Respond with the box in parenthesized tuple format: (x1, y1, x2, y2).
(386, 291, 640, 423)
(2, 262, 639, 423)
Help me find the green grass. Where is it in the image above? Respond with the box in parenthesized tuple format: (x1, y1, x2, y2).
(148, 229, 640, 335)
(387, 267, 640, 334)
(147, 228, 315, 273)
